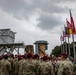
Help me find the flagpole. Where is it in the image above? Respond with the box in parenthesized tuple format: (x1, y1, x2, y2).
(62, 30, 65, 53)
(69, 9, 76, 58)
(64, 25, 68, 54)
(68, 36, 70, 55)
(65, 37, 67, 54)
(66, 18, 71, 55)
(72, 33, 75, 58)
(60, 35, 64, 53)
(63, 41, 65, 53)
(61, 39, 62, 53)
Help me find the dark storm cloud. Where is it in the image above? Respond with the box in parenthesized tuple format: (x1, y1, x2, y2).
(0, 0, 74, 30)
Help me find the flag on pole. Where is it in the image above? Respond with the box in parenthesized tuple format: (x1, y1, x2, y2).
(65, 26, 69, 34)
(69, 9, 76, 33)
(64, 25, 70, 37)
(69, 9, 76, 58)
(60, 35, 64, 41)
(63, 30, 66, 37)
(66, 19, 72, 34)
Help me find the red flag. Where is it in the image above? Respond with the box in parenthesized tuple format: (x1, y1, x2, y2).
(70, 9, 76, 33)
(66, 19, 73, 34)
(67, 20, 72, 29)
(73, 30, 76, 34)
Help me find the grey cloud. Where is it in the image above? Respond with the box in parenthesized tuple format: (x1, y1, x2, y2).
(0, 0, 36, 20)
(37, 13, 62, 30)
(0, 0, 74, 30)
(0, 0, 69, 20)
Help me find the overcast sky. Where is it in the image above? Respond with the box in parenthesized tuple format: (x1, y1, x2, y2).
(0, 0, 76, 55)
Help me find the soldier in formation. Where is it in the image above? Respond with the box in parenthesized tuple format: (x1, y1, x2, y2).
(0, 52, 76, 75)
(57, 53, 74, 75)
(0, 54, 11, 75)
(39, 55, 55, 75)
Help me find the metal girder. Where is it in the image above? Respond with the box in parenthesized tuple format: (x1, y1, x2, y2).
(0, 43, 25, 56)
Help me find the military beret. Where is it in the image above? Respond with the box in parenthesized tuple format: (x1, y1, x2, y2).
(60, 53, 68, 58)
(18, 56, 22, 60)
(42, 55, 49, 61)
(18, 55, 21, 57)
(3, 54, 8, 59)
(21, 54, 27, 58)
(58, 54, 62, 57)
(33, 54, 39, 59)
(27, 52, 33, 58)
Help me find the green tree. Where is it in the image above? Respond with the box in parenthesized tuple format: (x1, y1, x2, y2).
(51, 46, 61, 56)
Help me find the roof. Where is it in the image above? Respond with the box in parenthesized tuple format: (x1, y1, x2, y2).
(34, 40, 49, 44)
(0, 28, 10, 31)
(0, 28, 16, 34)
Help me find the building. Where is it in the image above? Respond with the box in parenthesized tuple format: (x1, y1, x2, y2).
(34, 40, 49, 57)
(25, 45, 34, 55)
(0, 28, 15, 44)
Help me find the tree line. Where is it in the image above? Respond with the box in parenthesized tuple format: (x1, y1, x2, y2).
(50, 42, 76, 57)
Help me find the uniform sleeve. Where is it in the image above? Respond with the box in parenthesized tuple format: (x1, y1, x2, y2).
(7, 62, 11, 71)
(51, 67, 55, 75)
(57, 63, 64, 75)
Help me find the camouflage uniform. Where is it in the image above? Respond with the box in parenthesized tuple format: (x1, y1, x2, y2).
(39, 61, 55, 75)
(8, 58, 14, 75)
(0, 59, 11, 75)
(55, 60, 63, 75)
(20, 59, 37, 75)
(33, 59, 40, 75)
(73, 63, 76, 75)
(57, 59, 73, 75)
(0, 59, 1, 75)
(18, 59, 26, 75)
(13, 60, 19, 75)
(13, 56, 22, 75)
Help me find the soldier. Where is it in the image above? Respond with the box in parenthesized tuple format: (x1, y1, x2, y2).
(39, 55, 55, 75)
(18, 54, 27, 75)
(72, 57, 76, 75)
(0, 54, 11, 75)
(55, 54, 62, 75)
(8, 54, 14, 75)
(33, 54, 40, 75)
(57, 53, 74, 75)
(20, 52, 37, 75)
(13, 55, 22, 75)
(33, 54, 39, 61)
(73, 63, 76, 75)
